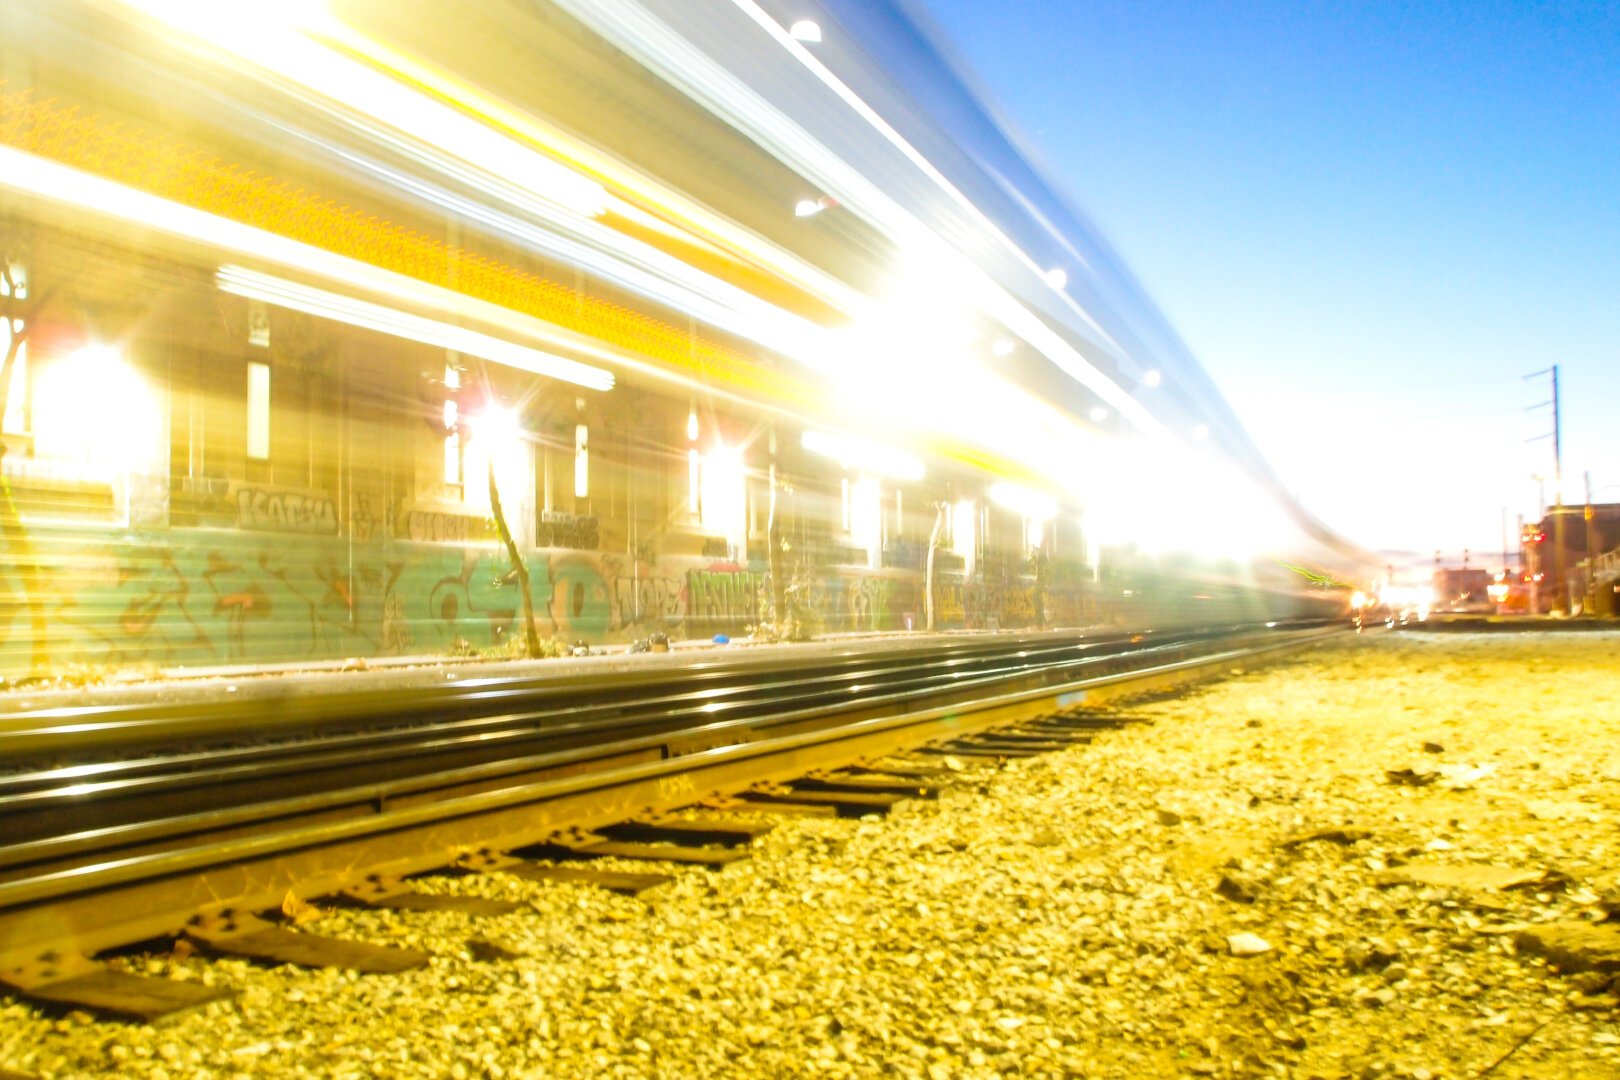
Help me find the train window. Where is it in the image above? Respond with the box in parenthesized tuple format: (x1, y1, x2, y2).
(1, 263, 26, 437)
(574, 423, 589, 499)
(0, 331, 25, 438)
(851, 475, 881, 567)
(443, 430, 462, 487)
(952, 498, 976, 562)
(441, 363, 462, 487)
(699, 443, 745, 554)
(246, 361, 270, 461)
(687, 448, 701, 518)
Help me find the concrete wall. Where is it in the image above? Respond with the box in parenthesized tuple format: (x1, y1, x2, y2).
(0, 524, 1102, 675)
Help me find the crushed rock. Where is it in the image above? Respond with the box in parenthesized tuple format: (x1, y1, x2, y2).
(2, 631, 1619, 1078)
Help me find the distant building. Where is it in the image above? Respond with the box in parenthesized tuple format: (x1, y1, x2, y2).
(1432, 567, 1492, 613)
(1520, 503, 1620, 614)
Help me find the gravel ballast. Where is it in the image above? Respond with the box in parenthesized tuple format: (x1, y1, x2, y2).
(3, 630, 1619, 1078)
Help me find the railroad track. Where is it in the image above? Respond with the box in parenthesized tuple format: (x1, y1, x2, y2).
(0, 623, 1338, 1022)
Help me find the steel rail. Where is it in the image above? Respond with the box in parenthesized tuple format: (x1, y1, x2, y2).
(0, 623, 1324, 764)
(0, 627, 1231, 877)
(0, 625, 1283, 854)
(0, 625, 1336, 978)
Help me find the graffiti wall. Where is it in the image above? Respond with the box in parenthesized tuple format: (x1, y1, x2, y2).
(0, 524, 1094, 676)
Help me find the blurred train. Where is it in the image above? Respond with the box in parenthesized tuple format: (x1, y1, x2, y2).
(0, 0, 1364, 676)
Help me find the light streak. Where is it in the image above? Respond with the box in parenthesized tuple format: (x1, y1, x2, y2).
(217, 267, 615, 392)
(550, 0, 1163, 438)
(291, 129, 826, 363)
(115, 0, 610, 219)
(800, 431, 924, 481)
(311, 16, 869, 318)
(0, 145, 624, 391)
(988, 482, 1057, 523)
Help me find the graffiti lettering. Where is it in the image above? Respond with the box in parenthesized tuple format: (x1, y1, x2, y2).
(612, 575, 683, 628)
(14, 522, 1095, 674)
(537, 512, 599, 551)
(407, 510, 493, 544)
(685, 568, 761, 631)
(236, 488, 338, 535)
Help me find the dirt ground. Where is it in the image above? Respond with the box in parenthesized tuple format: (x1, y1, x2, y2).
(2, 629, 1618, 1078)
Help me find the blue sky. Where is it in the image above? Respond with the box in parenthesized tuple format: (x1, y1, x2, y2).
(916, 0, 1620, 566)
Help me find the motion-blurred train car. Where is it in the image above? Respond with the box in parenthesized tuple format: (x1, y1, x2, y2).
(0, 0, 1363, 676)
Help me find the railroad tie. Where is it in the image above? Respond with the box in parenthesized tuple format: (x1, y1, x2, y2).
(598, 815, 775, 848)
(336, 875, 524, 917)
(457, 849, 675, 896)
(696, 795, 838, 818)
(526, 831, 749, 868)
(184, 911, 430, 974)
(844, 760, 958, 779)
(739, 783, 909, 816)
(916, 742, 1037, 760)
(960, 733, 1081, 752)
(790, 772, 940, 799)
(0, 948, 232, 1023)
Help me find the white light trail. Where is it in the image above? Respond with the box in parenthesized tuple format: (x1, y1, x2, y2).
(800, 430, 924, 481)
(115, 0, 610, 219)
(549, 0, 1162, 438)
(217, 267, 615, 391)
(0, 146, 631, 390)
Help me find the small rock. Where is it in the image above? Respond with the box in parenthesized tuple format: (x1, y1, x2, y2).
(1516, 922, 1620, 973)
(1375, 863, 1545, 891)
(1385, 767, 1438, 787)
(1346, 940, 1400, 972)
(1227, 932, 1272, 957)
(1156, 808, 1183, 827)
(1281, 826, 1373, 848)
(1571, 971, 1615, 994)
(1216, 873, 1260, 904)
(1421, 741, 1444, 754)
(1569, 993, 1620, 1011)
(467, 937, 526, 962)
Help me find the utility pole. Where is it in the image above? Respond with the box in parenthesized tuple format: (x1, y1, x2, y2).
(1585, 471, 1598, 613)
(1552, 366, 1567, 612)
(1500, 507, 1509, 577)
(1524, 365, 1565, 612)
